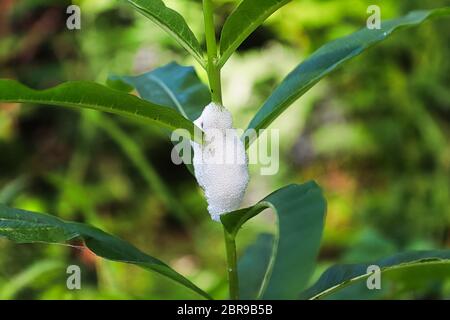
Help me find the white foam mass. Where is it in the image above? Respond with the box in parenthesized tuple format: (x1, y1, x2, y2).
(191, 103, 249, 221)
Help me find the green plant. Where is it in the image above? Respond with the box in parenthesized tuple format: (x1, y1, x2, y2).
(0, 0, 449, 300)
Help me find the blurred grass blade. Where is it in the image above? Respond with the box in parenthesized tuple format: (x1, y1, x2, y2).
(0, 176, 28, 205)
(87, 112, 189, 222)
(221, 182, 327, 299)
(0, 204, 211, 299)
(0, 79, 203, 144)
(300, 250, 450, 300)
(245, 8, 450, 146)
(108, 62, 210, 121)
(0, 260, 64, 299)
(219, 0, 291, 68)
(126, 0, 204, 67)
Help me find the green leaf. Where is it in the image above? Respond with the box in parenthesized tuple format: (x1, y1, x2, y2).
(237, 234, 275, 299)
(219, 0, 291, 68)
(221, 182, 327, 299)
(126, 0, 204, 67)
(0, 204, 211, 299)
(109, 62, 210, 121)
(245, 8, 450, 146)
(108, 62, 210, 175)
(300, 250, 450, 300)
(0, 79, 203, 144)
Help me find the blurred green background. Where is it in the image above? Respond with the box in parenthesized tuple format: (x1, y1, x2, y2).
(0, 0, 449, 299)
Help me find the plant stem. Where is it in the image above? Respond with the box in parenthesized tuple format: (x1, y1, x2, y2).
(202, 0, 222, 104)
(223, 227, 239, 300)
(203, 0, 236, 300)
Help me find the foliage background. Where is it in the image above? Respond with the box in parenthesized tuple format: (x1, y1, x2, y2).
(0, 0, 449, 299)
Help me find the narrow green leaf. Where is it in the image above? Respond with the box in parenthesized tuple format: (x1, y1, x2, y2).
(219, 0, 291, 68)
(0, 204, 211, 299)
(245, 8, 450, 146)
(0, 79, 203, 144)
(126, 0, 205, 66)
(221, 182, 327, 299)
(109, 62, 210, 121)
(300, 250, 450, 300)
